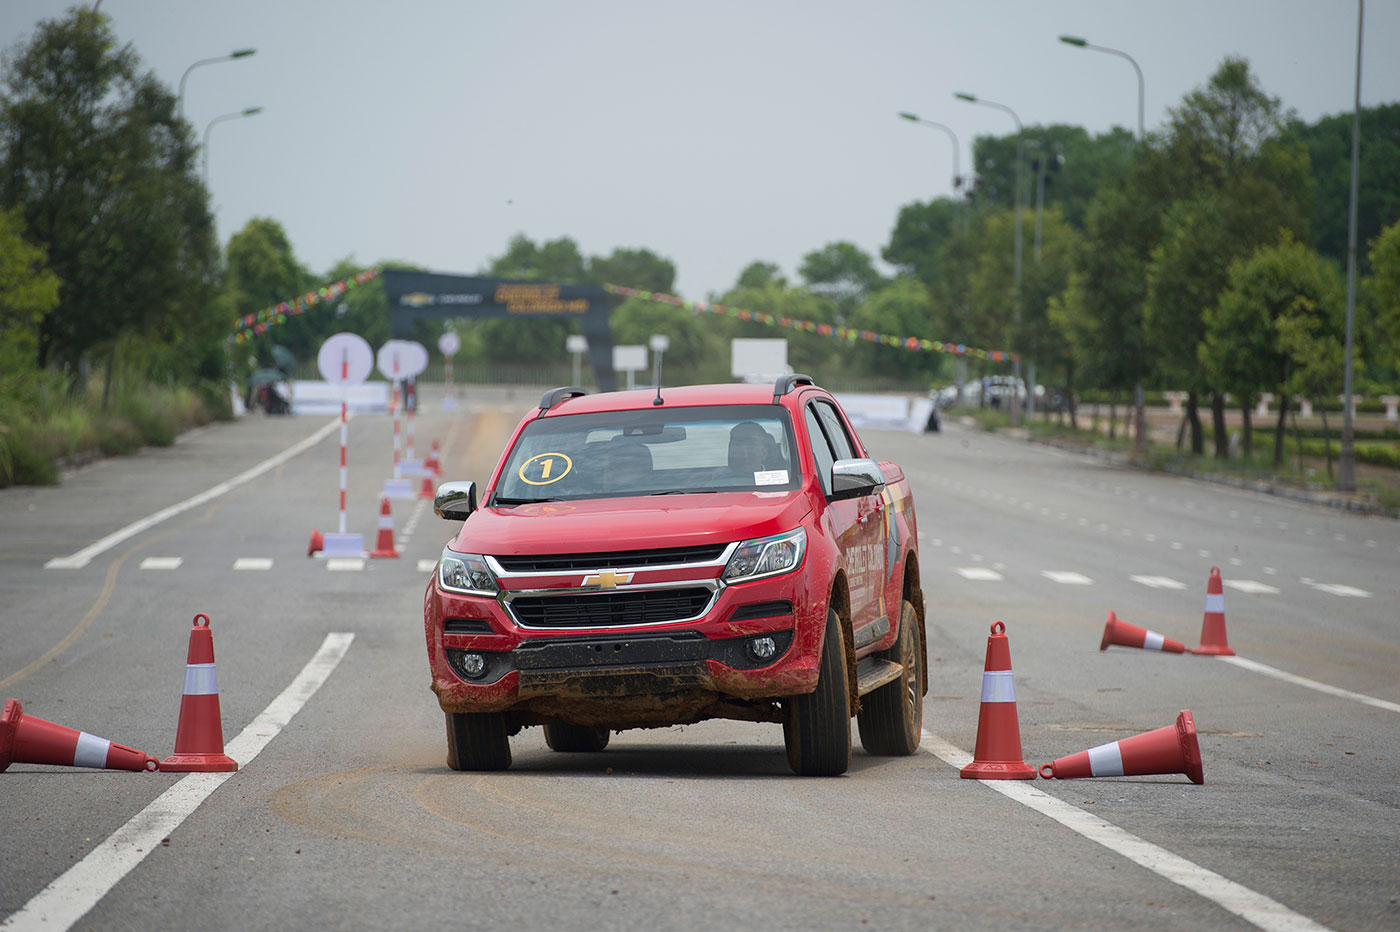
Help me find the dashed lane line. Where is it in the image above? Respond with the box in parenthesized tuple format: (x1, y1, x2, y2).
(44, 417, 342, 569)
(1224, 580, 1281, 595)
(1041, 570, 1093, 585)
(232, 557, 273, 571)
(0, 632, 355, 932)
(417, 559, 438, 573)
(137, 557, 182, 570)
(954, 567, 1004, 581)
(1129, 575, 1188, 590)
(920, 731, 1328, 932)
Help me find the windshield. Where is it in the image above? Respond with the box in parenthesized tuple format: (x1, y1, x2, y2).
(493, 404, 801, 502)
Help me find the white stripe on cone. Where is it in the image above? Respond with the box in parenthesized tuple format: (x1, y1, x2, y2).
(1143, 631, 1165, 651)
(1087, 742, 1126, 777)
(73, 732, 112, 768)
(980, 670, 1016, 703)
(1204, 593, 1224, 613)
(183, 663, 219, 696)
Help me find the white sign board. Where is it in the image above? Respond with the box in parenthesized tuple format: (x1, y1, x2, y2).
(612, 344, 648, 372)
(316, 332, 374, 385)
(731, 338, 789, 380)
(566, 334, 588, 354)
(438, 332, 460, 357)
(377, 339, 429, 380)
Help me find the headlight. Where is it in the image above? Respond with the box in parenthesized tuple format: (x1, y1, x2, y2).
(439, 547, 499, 596)
(722, 528, 806, 583)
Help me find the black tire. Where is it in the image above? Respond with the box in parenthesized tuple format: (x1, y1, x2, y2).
(445, 711, 512, 771)
(783, 608, 852, 776)
(543, 723, 611, 752)
(857, 600, 924, 755)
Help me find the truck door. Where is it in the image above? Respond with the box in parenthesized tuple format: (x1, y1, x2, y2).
(803, 400, 887, 643)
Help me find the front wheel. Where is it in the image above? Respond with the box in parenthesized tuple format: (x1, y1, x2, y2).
(445, 711, 512, 771)
(857, 600, 924, 755)
(783, 608, 852, 776)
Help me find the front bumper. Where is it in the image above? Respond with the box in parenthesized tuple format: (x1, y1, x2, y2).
(424, 571, 827, 722)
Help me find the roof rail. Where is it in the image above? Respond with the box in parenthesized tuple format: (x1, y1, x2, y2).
(772, 373, 815, 404)
(538, 386, 588, 412)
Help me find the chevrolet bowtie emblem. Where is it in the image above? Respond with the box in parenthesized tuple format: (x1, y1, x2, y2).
(583, 570, 634, 588)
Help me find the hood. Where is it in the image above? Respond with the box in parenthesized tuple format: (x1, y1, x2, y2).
(450, 491, 811, 556)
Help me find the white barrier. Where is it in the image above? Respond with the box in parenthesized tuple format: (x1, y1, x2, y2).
(836, 394, 933, 434)
(291, 380, 391, 416)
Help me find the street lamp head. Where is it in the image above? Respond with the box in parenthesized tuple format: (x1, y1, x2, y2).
(243, 106, 263, 116)
(231, 48, 257, 58)
(954, 92, 977, 103)
(898, 111, 919, 122)
(1058, 35, 1088, 47)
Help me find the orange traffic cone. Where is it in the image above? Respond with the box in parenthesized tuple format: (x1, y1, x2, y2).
(1, 698, 158, 773)
(308, 528, 324, 557)
(418, 473, 435, 500)
(960, 621, 1036, 780)
(369, 496, 400, 558)
(424, 439, 442, 477)
(1039, 710, 1204, 785)
(1100, 611, 1187, 654)
(160, 613, 238, 773)
(1191, 566, 1234, 656)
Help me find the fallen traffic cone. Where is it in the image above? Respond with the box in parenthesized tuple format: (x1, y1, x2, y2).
(160, 613, 238, 773)
(1039, 710, 1204, 785)
(960, 621, 1036, 780)
(1191, 566, 1235, 656)
(424, 439, 442, 477)
(1, 698, 158, 773)
(1100, 610, 1187, 654)
(369, 495, 400, 558)
(308, 528, 324, 557)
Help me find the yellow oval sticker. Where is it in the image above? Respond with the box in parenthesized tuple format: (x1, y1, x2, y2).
(518, 452, 573, 486)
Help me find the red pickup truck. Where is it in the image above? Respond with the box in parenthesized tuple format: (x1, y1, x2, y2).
(424, 376, 925, 775)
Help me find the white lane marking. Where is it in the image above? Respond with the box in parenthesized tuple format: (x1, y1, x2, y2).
(326, 558, 365, 572)
(1144, 533, 1157, 542)
(920, 731, 1327, 932)
(1307, 583, 1371, 598)
(1042, 571, 1093, 585)
(955, 567, 1003, 581)
(1219, 656, 1400, 714)
(1229, 558, 1243, 566)
(232, 558, 273, 571)
(138, 557, 182, 570)
(1170, 542, 1183, 550)
(45, 418, 342, 569)
(1263, 567, 1277, 575)
(416, 559, 437, 573)
(1130, 575, 1187, 590)
(1198, 549, 1212, 559)
(1224, 580, 1280, 595)
(1, 633, 354, 931)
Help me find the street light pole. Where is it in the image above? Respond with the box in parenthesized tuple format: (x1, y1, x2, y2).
(1339, 0, 1365, 491)
(202, 107, 262, 185)
(897, 112, 962, 215)
(956, 92, 1025, 428)
(177, 48, 257, 121)
(1060, 34, 1149, 454)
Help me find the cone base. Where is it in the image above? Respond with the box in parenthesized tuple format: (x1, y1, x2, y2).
(160, 752, 238, 773)
(308, 529, 324, 557)
(370, 548, 400, 559)
(1190, 644, 1235, 656)
(960, 759, 1037, 780)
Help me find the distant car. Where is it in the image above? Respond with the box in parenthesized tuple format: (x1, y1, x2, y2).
(423, 376, 926, 776)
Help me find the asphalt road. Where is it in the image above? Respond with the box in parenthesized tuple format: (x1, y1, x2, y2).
(1, 387, 1396, 931)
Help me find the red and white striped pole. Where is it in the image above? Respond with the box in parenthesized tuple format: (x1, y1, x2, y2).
(390, 350, 403, 480)
(338, 349, 348, 534)
(406, 379, 416, 463)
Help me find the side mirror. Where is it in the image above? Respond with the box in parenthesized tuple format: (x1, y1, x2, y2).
(830, 458, 885, 501)
(433, 481, 477, 520)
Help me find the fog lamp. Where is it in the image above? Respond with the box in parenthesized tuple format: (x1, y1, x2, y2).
(461, 652, 487, 679)
(747, 636, 778, 662)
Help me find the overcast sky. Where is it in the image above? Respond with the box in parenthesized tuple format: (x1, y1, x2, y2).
(5, 1, 1397, 299)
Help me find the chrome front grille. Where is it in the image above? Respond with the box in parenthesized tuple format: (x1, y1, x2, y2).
(505, 585, 717, 629)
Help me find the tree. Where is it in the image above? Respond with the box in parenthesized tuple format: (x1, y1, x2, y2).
(798, 242, 885, 317)
(734, 261, 786, 291)
(1364, 219, 1400, 380)
(226, 218, 313, 363)
(0, 206, 60, 372)
(883, 199, 959, 283)
(1143, 57, 1312, 457)
(589, 248, 675, 294)
(847, 276, 941, 382)
(0, 8, 218, 385)
(967, 124, 1136, 230)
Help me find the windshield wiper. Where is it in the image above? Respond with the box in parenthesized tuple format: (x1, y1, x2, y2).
(649, 489, 718, 496)
(493, 496, 563, 505)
